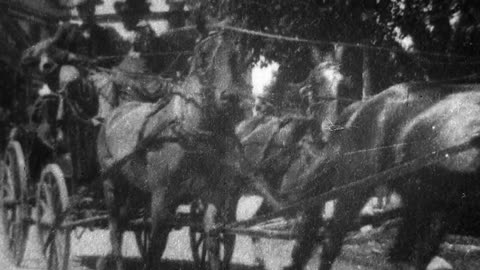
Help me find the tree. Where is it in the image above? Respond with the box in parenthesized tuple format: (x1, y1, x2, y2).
(186, 0, 480, 106)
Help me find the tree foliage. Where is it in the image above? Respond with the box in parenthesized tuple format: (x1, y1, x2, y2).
(188, 0, 480, 87)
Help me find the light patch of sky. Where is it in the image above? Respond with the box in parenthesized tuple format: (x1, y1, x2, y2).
(95, 0, 169, 14)
(71, 0, 169, 39)
(450, 11, 461, 30)
(393, 26, 414, 52)
(251, 57, 279, 97)
(392, 8, 462, 53)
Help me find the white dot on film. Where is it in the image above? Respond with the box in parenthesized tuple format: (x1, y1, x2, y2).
(432, 125, 436, 130)
(445, 154, 449, 158)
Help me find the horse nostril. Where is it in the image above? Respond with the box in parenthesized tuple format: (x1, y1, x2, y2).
(220, 90, 228, 99)
(228, 94, 239, 104)
(41, 62, 56, 73)
(220, 91, 237, 102)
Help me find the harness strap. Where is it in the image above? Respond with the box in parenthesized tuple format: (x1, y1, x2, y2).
(136, 97, 172, 144)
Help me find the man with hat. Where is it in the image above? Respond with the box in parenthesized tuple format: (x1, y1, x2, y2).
(112, 0, 176, 103)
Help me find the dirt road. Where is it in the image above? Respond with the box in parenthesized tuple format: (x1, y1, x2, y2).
(0, 196, 377, 270)
(2, 196, 479, 270)
(5, 226, 382, 270)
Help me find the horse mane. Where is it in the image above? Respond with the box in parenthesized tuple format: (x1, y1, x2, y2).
(189, 31, 231, 86)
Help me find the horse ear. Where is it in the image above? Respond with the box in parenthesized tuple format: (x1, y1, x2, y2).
(113, 1, 125, 14)
(310, 46, 323, 65)
(217, 17, 232, 28)
(194, 11, 208, 40)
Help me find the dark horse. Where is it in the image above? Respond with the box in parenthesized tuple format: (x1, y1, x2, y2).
(235, 61, 353, 267)
(97, 30, 249, 270)
(290, 82, 480, 270)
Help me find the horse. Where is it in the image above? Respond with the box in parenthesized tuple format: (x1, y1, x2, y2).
(234, 61, 353, 268)
(19, 33, 179, 188)
(97, 29, 250, 270)
(289, 82, 480, 270)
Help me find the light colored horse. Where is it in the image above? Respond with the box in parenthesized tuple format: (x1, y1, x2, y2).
(97, 31, 249, 270)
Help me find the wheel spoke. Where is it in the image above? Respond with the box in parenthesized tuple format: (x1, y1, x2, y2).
(36, 164, 70, 270)
(0, 142, 29, 266)
(1, 170, 14, 199)
(194, 240, 202, 251)
(194, 233, 205, 250)
(43, 183, 54, 212)
(189, 199, 238, 269)
(201, 240, 207, 265)
(5, 154, 12, 168)
(40, 194, 55, 226)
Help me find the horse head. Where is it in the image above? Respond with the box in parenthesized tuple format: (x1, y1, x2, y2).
(21, 39, 59, 76)
(184, 30, 249, 132)
(299, 61, 351, 142)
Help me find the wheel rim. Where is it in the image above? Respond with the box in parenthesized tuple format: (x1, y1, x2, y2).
(36, 164, 70, 270)
(0, 142, 29, 266)
(189, 199, 236, 270)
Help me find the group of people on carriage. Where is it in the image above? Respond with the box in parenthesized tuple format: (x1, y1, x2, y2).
(18, 0, 184, 190)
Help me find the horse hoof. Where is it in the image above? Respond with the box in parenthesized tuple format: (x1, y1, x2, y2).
(254, 258, 265, 270)
(96, 257, 108, 270)
(283, 265, 300, 270)
(390, 262, 415, 270)
(96, 256, 115, 270)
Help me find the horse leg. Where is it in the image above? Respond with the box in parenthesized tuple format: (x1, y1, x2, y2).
(146, 186, 170, 270)
(103, 178, 126, 270)
(413, 209, 448, 270)
(319, 190, 371, 270)
(250, 201, 271, 269)
(251, 236, 264, 269)
(203, 203, 221, 270)
(388, 181, 421, 265)
(285, 208, 322, 270)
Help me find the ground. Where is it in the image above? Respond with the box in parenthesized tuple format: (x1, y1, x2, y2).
(2, 197, 480, 270)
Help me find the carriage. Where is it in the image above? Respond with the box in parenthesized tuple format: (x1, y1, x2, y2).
(1, 134, 236, 270)
(0, 28, 243, 270)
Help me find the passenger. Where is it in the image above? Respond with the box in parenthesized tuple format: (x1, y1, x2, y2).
(20, 0, 127, 192)
(253, 96, 275, 117)
(51, 0, 127, 67)
(112, 0, 175, 103)
(299, 83, 318, 117)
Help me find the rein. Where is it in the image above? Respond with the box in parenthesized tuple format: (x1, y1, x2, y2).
(135, 84, 216, 150)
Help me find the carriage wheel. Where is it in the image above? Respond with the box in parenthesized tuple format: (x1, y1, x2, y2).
(0, 141, 30, 266)
(36, 164, 71, 270)
(189, 198, 237, 270)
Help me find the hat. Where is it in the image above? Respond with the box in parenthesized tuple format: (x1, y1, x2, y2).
(53, 0, 103, 9)
(114, 0, 150, 17)
(114, 0, 151, 30)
